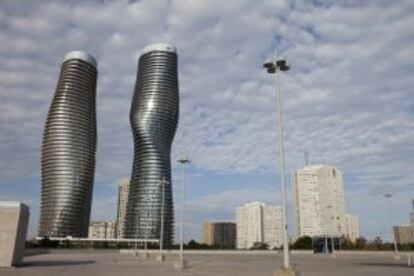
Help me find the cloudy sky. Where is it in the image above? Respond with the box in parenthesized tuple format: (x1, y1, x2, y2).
(0, 0, 413, 242)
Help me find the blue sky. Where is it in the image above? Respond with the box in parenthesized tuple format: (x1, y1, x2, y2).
(0, 0, 413, 242)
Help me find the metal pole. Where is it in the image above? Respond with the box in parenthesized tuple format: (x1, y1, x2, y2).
(274, 67, 290, 269)
(145, 209, 149, 255)
(180, 162, 185, 262)
(159, 179, 165, 257)
(385, 194, 399, 256)
(134, 210, 138, 255)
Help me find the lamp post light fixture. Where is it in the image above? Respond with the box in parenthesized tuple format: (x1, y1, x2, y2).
(384, 193, 400, 260)
(263, 56, 296, 275)
(175, 158, 190, 270)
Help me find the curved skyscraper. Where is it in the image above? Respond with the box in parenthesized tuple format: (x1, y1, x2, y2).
(39, 51, 97, 238)
(124, 43, 179, 245)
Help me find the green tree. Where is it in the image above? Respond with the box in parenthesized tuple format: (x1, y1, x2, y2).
(292, 236, 312, 250)
(250, 242, 269, 250)
(340, 237, 354, 250)
(355, 237, 367, 250)
(39, 237, 58, 248)
(186, 239, 202, 249)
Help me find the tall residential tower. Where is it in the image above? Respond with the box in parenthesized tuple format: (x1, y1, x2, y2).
(115, 177, 130, 238)
(124, 43, 179, 245)
(203, 222, 236, 249)
(345, 214, 360, 242)
(293, 165, 347, 239)
(39, 51, 97, 237)
(236, 202, 283, 249)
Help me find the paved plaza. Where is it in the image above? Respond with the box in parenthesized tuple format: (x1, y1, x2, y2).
(0, 250, 413, 276)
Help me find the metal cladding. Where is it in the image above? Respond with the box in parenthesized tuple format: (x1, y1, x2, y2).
(124, 43, 179, 245)
(38, 51, 97, 238)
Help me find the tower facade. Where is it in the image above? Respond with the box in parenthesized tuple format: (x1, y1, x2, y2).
(345, 213, 360, 242)
(202, 222, 236, 249)
(236, 202, 283, 249)
(115, 177, 130, 238)
(124, 43, 179, 245)
(39, 51, 97, 238)
(293, 165, 347, 239)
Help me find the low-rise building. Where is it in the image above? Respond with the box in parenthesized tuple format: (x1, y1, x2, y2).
(393, 225, 414, 244)
(88, 221, 116, 239)
(392, 199, 414, 244)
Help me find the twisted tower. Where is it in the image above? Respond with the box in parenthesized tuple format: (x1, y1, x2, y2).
(39, 51, 97, 237)
(124, 43, 179, 245)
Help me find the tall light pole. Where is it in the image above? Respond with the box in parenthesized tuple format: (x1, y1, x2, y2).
(134, 208, 139, 256)
(157, 178, 168, 262)
(263, 56, 294, 273)
(144, 208, 149, 258)
(175, 158, 190, 269)
(142, 197, 150, 259)
(384, 193, 399, 259)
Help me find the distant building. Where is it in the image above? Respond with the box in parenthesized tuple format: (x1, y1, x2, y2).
(410, 212, 414, 227)
(345, 214, 360, 242)
(236, 202, 283, 249)
(203, 222, 213, 245)
(393, 199, 414, 244)
(88, 221, 116, 239)
(293, 165, 347, 239)
(202, 222, 236, 249)
(115, 177, 130, 238)
(393, 226, 414, 244)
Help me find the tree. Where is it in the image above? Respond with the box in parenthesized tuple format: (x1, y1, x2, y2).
(355, 237, 367, 250)
(39, 237, 58, 248)
(292, 236, 312, 250)
(186, 239, 202, 249)
(340, 237, 354, 250)
(250, 242, 269, 250)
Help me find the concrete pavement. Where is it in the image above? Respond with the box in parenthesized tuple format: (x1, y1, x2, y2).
(0, 250, 412, 276)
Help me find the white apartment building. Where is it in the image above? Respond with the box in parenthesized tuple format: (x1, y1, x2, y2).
(88, 221, 116, 239)
(115, 177, 130, 238)
(345, 214, 360, 242)
(236, 201, 283, 249)
(293, 165, 347, 239)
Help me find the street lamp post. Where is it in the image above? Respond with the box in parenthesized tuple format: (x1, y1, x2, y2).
(263, 56, 295, 274)
(157, 178, 167, 262)
(134, 209, 139, 256)
(175, 158, 190, 270)
(384, 193, 400, 259)
(141, 196, 150, 259)
(143, 209, 149, 258)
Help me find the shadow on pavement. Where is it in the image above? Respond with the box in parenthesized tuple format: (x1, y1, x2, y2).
(357, 262, 412, 268)
(186, 259, 213, 269)
(21, 260, 95, 267)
